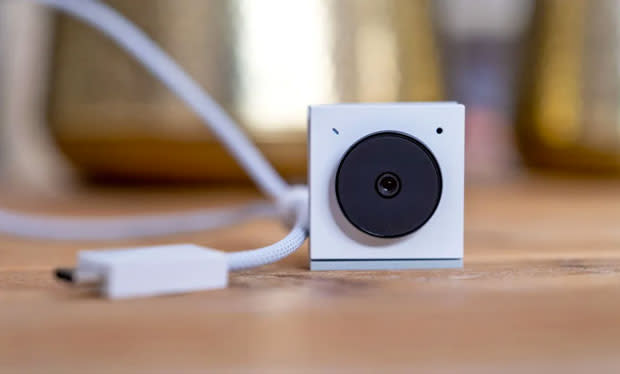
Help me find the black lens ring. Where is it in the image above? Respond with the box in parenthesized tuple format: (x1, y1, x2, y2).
(335, 131, 442, 238)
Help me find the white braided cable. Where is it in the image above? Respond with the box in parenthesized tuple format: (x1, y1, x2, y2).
(0, 202, 276, 241)
(227, 200, 308, 271)
(1, 0, 308, 270)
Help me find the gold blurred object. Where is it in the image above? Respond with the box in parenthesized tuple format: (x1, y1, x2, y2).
(516, 0, 620, 174)
(48, 0, 442, 182)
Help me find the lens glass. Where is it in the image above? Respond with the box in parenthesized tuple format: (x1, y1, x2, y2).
(376, 172, 400, 198)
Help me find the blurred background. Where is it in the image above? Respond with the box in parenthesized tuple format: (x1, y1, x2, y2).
(1, 0, 619, 192)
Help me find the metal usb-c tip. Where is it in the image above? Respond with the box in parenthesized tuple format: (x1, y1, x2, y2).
(54, 267, 76, 283)
(54, 267, 102, 286)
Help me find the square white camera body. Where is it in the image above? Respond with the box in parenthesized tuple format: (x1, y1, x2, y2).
(308, 103, 465, 270)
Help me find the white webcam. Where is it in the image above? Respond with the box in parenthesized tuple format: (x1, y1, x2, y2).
(308, 103, 465, 271)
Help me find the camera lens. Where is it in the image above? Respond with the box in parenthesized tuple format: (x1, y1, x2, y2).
(376, 173, 400, 198)
(335, 132, 442, 238)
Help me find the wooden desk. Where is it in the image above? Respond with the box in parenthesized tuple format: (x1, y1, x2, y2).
(2, 177, 620, 372)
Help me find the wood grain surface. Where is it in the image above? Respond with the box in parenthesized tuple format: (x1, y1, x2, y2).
(1, 176, 620, 373)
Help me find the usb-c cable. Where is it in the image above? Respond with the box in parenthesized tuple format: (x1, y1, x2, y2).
(2, 0, 309, 297)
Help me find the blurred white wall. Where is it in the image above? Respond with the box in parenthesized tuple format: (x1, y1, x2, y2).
(436, 0, 533, 42)
(0, 1, 71, 191)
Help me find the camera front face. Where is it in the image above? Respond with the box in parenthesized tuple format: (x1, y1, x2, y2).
(335, 132, 442, 238)
(309, 103, 465, 271)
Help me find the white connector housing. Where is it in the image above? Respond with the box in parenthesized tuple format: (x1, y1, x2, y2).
(76, 244, 228, 299)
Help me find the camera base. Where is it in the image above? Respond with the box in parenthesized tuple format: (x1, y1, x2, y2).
(310, 259, 463, 271)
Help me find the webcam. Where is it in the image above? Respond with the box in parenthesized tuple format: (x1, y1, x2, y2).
(308, 103, 465, 270)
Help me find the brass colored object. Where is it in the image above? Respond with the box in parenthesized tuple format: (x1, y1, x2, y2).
(48, 0, 442, 182)
(516, 0, 620, 173)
